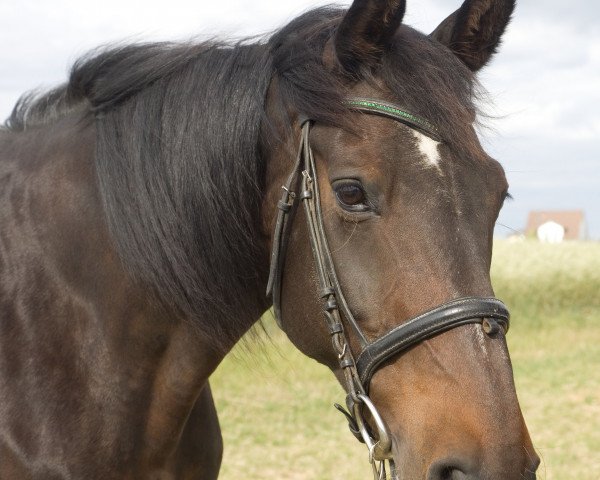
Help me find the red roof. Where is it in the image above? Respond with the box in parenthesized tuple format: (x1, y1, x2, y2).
(525, 210, 587, 240)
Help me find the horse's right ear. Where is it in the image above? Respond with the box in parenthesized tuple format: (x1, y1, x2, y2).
(334, 0, 407, 76)
(430, 0, 515, 72)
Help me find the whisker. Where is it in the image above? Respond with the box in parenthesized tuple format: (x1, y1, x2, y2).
(495, 222, 522, 235)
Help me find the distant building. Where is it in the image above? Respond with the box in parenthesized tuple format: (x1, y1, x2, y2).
(525, 210, 588, 242)
(537, 220, 564, 243)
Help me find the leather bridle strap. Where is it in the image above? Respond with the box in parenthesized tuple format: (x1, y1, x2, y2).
(355, 297, 509, 387)
(265, 127, 304, 325)
(345, 98, 442, 141)
(266, 120, 369, 347)
(298, 121, 369, 398)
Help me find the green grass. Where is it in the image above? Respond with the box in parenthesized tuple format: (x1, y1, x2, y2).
(211, 240, 600, 479)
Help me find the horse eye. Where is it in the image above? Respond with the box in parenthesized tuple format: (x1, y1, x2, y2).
(334, 182, 368, 210)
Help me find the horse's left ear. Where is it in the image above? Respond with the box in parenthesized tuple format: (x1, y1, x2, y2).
(335, 0, 407, 75)
(430, 0, 515, 72)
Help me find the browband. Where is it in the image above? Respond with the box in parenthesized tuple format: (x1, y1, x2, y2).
(345, 98, 442, 141)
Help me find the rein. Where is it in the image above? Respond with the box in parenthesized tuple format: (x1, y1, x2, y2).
(266, 98, 509, 480)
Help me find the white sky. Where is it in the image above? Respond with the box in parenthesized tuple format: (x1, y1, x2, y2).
(1, 0, 599, 237)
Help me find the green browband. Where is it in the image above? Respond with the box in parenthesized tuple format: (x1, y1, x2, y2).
(345, 98, 441, 142)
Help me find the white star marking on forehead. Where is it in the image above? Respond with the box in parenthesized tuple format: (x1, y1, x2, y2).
(411, 130, 442, 171)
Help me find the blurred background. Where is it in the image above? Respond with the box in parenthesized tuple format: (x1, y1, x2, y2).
(1, 1, 598, 478)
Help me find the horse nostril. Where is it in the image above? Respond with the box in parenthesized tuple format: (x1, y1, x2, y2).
(427, 461, 470, 480)
(427, 456, 539, 480)
(440, 467, 467, 480)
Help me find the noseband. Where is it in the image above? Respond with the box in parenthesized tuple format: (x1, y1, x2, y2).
(266, 98, 509, 479)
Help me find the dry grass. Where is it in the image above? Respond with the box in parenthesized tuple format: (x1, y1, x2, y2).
(210, 339, 372, 479)
(493, 240, 600, 479)
(210, 240, 600, 479)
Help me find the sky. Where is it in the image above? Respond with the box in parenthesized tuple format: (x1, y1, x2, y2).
(1, 0, 598, 238)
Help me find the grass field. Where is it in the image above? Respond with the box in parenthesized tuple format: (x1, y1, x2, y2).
(210, 240, 600, 479)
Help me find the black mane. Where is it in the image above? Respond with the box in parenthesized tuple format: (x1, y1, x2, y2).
(2, 6, 478, 348)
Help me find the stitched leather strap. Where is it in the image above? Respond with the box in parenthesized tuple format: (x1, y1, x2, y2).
(345, 98, 442, 141)
(355, 297, 509, 387)
(265, 125, 306, 326)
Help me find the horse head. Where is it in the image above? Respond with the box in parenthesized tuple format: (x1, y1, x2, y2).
(264, 1, 538, 478)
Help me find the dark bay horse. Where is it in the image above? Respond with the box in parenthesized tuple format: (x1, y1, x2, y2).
(0, 0, 538, 478)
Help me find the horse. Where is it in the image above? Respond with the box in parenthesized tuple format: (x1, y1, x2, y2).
(0, 0, 539, 478)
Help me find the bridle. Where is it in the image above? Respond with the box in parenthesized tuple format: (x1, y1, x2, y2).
(266, 98, 510, 479)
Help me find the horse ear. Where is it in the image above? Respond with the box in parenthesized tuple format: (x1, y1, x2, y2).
(334, 0, 407, 75)
(430, 0, 515, 72)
